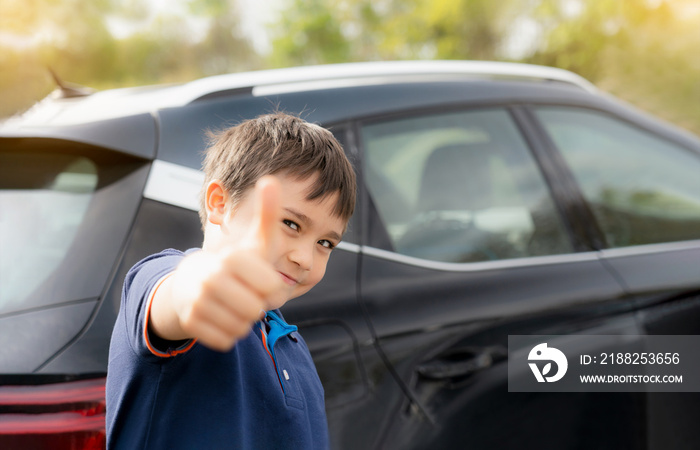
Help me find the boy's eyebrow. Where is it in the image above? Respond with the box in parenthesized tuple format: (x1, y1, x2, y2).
(284, 207, 343, 242)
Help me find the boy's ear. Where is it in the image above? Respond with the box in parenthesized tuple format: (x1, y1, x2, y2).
(205, 180, 228, 225)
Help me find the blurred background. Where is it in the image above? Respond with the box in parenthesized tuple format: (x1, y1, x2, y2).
(1, 0, 699, 135)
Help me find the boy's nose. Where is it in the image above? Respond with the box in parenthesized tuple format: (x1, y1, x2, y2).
(288, 244, 313, 271)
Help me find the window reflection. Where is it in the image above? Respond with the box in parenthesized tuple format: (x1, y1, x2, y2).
(0, 154, 98, 309)
(536, 107, 700, 247)
(362, 109, 572, 263)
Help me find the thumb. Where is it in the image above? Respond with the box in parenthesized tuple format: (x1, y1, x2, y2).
(250, 175, 281, 261)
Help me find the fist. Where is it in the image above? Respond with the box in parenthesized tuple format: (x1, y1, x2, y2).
(151, 176, 289, 352)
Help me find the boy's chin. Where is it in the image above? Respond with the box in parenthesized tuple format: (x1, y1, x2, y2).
(267, 285, 314, 311)
(266, 292, 295, 311)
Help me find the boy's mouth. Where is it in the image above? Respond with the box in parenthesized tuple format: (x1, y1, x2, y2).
(278, 271, 298, 286)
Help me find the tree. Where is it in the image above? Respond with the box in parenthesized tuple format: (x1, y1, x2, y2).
(269, 0, 351, 67)
(0, 0, 258, 118)
(0, 0, 120, 115)
(268, 0, 525, 67)
(268, 0, 700, 135)
(526, 0, 700, 134)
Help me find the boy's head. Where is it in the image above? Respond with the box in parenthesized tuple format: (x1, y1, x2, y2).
(199, 113, 356, 307)
(199, 112, 355, 228)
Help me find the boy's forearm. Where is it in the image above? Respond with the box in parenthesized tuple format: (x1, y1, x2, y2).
(148, 275, 190, 342)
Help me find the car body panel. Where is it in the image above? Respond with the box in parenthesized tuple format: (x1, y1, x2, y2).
(0, 301, 97, 373)
(0, 114, 157, 159)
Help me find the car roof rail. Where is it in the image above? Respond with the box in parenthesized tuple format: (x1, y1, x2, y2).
(186, 60, 597, 103)
(5, 61, 597, 128)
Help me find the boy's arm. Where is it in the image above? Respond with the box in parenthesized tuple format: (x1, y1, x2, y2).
(148, 177, 287, 352)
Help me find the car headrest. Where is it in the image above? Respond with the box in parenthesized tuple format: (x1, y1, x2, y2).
(417, 142, 493, 213)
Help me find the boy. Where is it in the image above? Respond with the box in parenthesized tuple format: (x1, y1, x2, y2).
(106, 113, 356, 449)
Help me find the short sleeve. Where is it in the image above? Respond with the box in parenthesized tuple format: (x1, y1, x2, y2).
(120, 249, 197, 360)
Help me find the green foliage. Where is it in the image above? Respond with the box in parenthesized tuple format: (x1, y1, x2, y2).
(2, 0, 700, 137)
(0, 49, 53, 118)
(525, 0, 700, 135)
(0, 0, 120, 115)
(383, 0, 519, 60)
(268, 0, 700, 135)
(269, 0, 351, 67)
(0, 0, 259, 117)
(195, 0, 261, 74)
(268, 0, 521, 65)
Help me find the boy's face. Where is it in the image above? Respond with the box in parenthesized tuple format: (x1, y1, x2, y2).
(215, 173, 346, 310)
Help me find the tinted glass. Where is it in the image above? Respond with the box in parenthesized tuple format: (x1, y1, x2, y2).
(0, 145, 148, 315)
(536, 107, 700, 247)
(361, 109, 572, 263)
(0, 154, 97, 310)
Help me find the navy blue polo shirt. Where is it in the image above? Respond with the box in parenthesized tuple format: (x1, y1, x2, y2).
(106, 249, 329, 449)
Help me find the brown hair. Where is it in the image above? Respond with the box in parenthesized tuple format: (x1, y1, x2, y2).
(199, 112, 356, 229)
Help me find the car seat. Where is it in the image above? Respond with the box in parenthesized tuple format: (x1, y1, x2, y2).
(397, 142, 499, 262)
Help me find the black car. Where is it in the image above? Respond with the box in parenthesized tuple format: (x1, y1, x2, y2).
(2, 61, 700, 450)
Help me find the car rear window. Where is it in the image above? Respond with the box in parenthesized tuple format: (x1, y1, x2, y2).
(0, 143, 149, 315)
(0, 153, 98, 310)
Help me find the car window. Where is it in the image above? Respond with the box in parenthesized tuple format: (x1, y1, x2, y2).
(360, 109, 572, 263)
(0, 153, 98, 310)
(535, 107, 700, 248)
(0, 146, 148, 314)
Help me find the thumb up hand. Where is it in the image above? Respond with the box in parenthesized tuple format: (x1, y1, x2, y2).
(150, 176, 290, 352)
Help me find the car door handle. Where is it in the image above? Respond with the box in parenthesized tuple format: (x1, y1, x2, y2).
(416, 345, 507, 380)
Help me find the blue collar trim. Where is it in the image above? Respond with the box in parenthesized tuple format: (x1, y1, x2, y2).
(263, 310, 298, 357)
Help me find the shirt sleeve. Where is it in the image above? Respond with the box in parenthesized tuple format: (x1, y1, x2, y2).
(121, 249, 197, 360)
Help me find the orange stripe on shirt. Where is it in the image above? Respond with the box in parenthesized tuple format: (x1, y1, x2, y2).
(143, 273, 197, 357)
(260, 324, 284, 392)
(260, 327, 274, 362)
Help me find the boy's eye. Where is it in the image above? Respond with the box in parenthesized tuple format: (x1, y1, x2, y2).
(283, 219, 299, 231)
(318, 240, 335, 250)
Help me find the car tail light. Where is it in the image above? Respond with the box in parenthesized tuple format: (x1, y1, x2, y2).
(0, 377, 106, 450)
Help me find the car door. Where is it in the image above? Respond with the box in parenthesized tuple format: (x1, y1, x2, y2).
(353, 106, 645, 449)
(532, 105, 700, 450)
